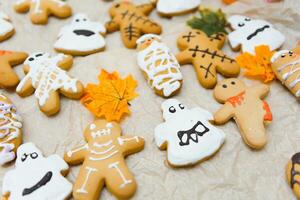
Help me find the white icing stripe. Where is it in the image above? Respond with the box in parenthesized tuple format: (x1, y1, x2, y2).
(93, 140, 112, 148)
(90, 145, 115, 155)
(118, 136, 139, 145)
(76, 167, 98, 194)
(67, 144, 88, 157)
(278, 59, 300, 96)
(0, 12, 14, 37)
(108, 161, 132, 188)
(89, 150, 118, 161)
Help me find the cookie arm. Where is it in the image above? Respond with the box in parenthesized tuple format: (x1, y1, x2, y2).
(64, 144, 88, 165)
(2, 172, 12, 199)
(16, 75, 34, 97)
(176, 50, 192, 65)
(228, 32, 240, 50)
(154, 124, 168, 150)
(55, 54, 73, 70)
(48, 154, 69, 175)
(105, 20, 120, 33)
(214, 104, 234, 124)
(118, 136, 145, 156)
(136, 3, 154, 15)
(251, 84, 270, 98)
(14, 0, 30, 13)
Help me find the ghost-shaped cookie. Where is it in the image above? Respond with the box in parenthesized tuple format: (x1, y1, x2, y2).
(54, 13, 106, 56)
(0, 12, 14, 42)
(228, 15, 285, 54)
(2, 143, 72, 200)
(156, 0, 202, 16)
(155, 99, 225, 167)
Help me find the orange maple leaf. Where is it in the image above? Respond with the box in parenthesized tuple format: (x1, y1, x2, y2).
(81, 70, 138, 122)
(236, 45, 275, 83)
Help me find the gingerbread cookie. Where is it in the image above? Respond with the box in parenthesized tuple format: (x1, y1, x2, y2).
(155, 99, 225, 167)
(0, 50, 28, 89)
(0, 12, 14, 42)
(155, 0, 201, 16)
(106, 1, 162, 49)
(137, 34, 183, 97)
(16, 52, 84, 116)
(64, 119, 145, 200)
(2, 143, 72, 200)
(54, 13, 106, 56)
(271, 49, 300, 99)
(14, 0, 72, 25)
(228, 15, 285, 54)
(286, 152, 300, 199)
(176, 29, 240, 89)
(0, 93, 22, 166)
(213, 78, 272, 149)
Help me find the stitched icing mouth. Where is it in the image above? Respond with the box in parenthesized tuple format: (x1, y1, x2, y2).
(247, 25, 270, 40)
(22, 171, 53, 196)
(73, 29, 95, 37)
(177, 121, 209, 146)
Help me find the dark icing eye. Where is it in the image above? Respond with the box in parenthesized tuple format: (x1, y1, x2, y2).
(222, 84, 227, 88)
(238, 23, 245, 27)
(289, 51, 293, 56)
(21, 153, 28, 162)
(179, 104, 185, 109)
(30, 152, 38, 159)
(245, 17, 251, 21)
(231, 81, 236, 85)
(75, 19, 80, 22)
(83, 18, 87, 21)
(35, 53, 43, 57)
(169, 106, 176, 113)
(28, 57, 34, 61)
(281, 54, 286, 58)
(115, 3, 120, 8)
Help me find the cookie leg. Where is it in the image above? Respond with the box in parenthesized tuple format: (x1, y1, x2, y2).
(120, 23, 141, 49)
(194, 62, 217, 89)
(73, 166, 104, 200)
(239, 120, 267, 149)
(48, 1, 72, 18)
(39, 90, 60, 116)
(59, 81, 84, 99)
(105, 160, 137, 199)
(29, 4, 48, 24)
(14, 0, 31, 13)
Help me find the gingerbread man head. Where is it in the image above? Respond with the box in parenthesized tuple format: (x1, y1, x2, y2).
(109, 2, 136, 17)
(214, 78, 246, 103)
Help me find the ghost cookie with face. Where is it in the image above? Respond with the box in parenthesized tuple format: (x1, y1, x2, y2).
(0, 12, 14, 42)
(228, 15, 285, 54)
(54, 14, 106, 56)
(155, 99, 225, 167)
(2, 143, 72, 200)
(155, 0, 201, 17)
(271, 49, 300, 99)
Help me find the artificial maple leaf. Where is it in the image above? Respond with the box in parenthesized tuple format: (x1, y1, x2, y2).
(236, 45, 275, 83)
(81, 70, 138, 122)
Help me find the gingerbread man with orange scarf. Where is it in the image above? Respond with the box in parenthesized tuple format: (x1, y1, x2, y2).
(213, 78, 272, 149)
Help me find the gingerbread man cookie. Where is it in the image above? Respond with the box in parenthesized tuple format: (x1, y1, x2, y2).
(155, 99, 225, 167)
(176, 29, 240, 89)
(228, 15, 285, 54)
(64, 119, 145, 200)
(2, 143, 72, 200)
(137, 34, 183, 97)
(213, 78, 272, 149)
(0, 50, 28, 89)
(286, 152, 300, 199)
(0, 93, 22, 166)
(106, 1, 162, 49)
(271, 48, 300, 99)
(155, 0, 201, 17)
(0, 12, 14, 42)
(14, 0, 72, 25)
(54, 13, 106, 56)
(16, 52, 84, 116)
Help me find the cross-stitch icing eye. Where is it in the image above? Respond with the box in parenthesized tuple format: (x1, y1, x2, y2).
(179, 104, 185, 110)
(238, 22, 245, 27)
(245, 17, 251, 21)
(196, 32, 201, 35)
(222, 84, 227, 88)
(231, 81, 236, 85)
(30, 152, 38, 159)
(21, 153, 28, 162)
(169, 106, 176, 113)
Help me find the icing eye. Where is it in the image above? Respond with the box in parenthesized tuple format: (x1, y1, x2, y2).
(28, 57, 34, 61)
(222, 84, 227, 88)
(231, 81, 236, 85)
(179, 104, 185, 110)
(281, 54, 286, 58)
(238, 23, 245, 27)
(21, 153, 28, 162)
(289, 51, 294, 55)
(245, 17, 251, 21)
(35, 53, 43, 57)
(75, 19, 80, 22)
(30, 152, 38, 159)
(169, 106, 176, 113)
(83, 18, 87, 21)
(115, 3, 120, 8)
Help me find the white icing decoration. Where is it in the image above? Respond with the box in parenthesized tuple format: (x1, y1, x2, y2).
(108, 161, 132, 188)
(271, 50, 289, 63)
(67, 144, 88, 157)
(155, 99, 225, 166)
(76, 166, 98, 194)
(89, 123, 96, 130)
(16, 52, 79, 106)
(137, 36, 183, 97)
(89, 150, 118, 161)
(0, 12, 14, 37)
(117, 136, 139, 146)
(93, 140, 112, 148)
(228, 15, 285, 54)
(2, 143, 72, 200)
(156, 0, 202, 15)
(90, 145, 115, 155)
(54, 13, 106, 54)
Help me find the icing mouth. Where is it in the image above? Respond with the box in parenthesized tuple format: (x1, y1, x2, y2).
(22, 171, 53, 196)
(247, 25, 270, 40)
(73, 29, 95, 37)
(177, 121, 209, 146)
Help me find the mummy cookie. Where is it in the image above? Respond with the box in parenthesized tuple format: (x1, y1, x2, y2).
(228, 15, 285, 54)
(2, 143, 72, 200)
(155, 0, 201, 16)
(54, 14, 106, 56)
(64, 120, 145, 200)
(271, 49, 300, 99)
(106, 1, 162, 49)
(0, 94, 22, 166)
(286, 152, 300, 199)
(137, 34, 183, 97)
(14, 0, 72, 25)
(0, 50, 28, 89)
(155, 99, 225, 167)
(16, 52, 84, 116)
(176, 29, 240, 89)
(214, 78, 272, 149)
(0, 12, 14, 42)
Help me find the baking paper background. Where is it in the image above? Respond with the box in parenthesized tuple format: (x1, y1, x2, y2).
(0, 0, 300, 199)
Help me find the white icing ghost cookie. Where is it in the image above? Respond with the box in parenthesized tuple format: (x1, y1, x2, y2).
(54, 13, 106, 56)
(228, 15, 285, 54)
(2, 143, 72, 200)
(0, 12, 14, 42)
(155, 0, 202, 16)
(155, 99, 225, 167)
